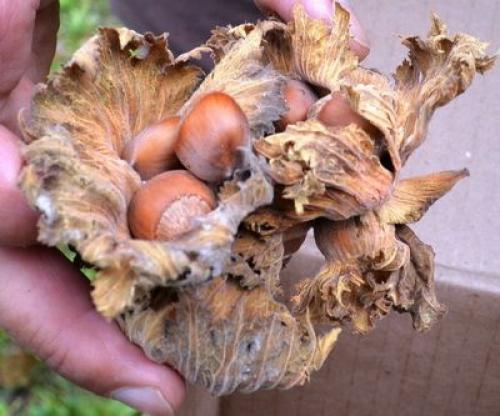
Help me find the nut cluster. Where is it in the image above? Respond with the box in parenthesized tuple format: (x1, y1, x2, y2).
(124, 82, 378, 244)
(18, 5, 495, 396)
(125, 91, 249, 241)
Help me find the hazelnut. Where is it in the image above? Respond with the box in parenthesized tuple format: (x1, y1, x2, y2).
(122, 116, 181, 180)
(277, 79, 317, 130)
(317, 92, 380, 137)
(128, 170, 216, 240)
(283, 222, 311, 259)
(175, 91, 250, 183)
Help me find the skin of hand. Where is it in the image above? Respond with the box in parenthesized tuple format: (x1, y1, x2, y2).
(0, 1, 368, 415)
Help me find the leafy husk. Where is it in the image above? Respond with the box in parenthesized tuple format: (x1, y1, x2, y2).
(19, 7, 495, 396)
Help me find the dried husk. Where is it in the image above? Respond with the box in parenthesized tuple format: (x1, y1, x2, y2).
(255, 11, 494, 221)
(254, 121, 394, 220)
(294, 212, 407, 333)
(20, 28, 278, 318)
(18, 22, 340, 394)
(18, 5, 495, 396)
(292, 164, 469, 333)
(377, 169, 469, 224)
(124, 249, 340, 394)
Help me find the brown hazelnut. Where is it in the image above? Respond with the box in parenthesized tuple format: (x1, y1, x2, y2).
(122, 116, 181, 180)
(277, 79, 317, 130)
(128, 170, 216, 240)
(317, 92, 380, 136)
(175, 91, 250, 183)
(283, 222, 311, 258)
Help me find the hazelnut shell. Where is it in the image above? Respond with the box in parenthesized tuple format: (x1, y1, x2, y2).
(122, 116, 181, 180)
(128, 170, 216, 240)
(176, 92, 250, 182)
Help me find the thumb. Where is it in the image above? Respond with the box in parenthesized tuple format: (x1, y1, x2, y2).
(0, 246, 185, 416)
(0, 126, 39, 247)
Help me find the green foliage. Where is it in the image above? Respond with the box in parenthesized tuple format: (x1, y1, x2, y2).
(58, 244, 77, 262)
(0, 331, 137, 415)
(0, 333, 9, 350)
(57, 245, 98, 280)
(54, 0, 118, 68)
(25, 375, 139, 416)
(0, 371, 138, 416)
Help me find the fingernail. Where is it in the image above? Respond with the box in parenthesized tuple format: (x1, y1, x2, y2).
(111, 387, 174, 416)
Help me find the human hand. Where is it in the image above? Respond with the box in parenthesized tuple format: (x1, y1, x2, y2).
(0, 1, 368, 415)
(0, 2, 185, 415)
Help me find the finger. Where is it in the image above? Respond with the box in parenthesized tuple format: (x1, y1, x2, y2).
(0, 0, 59, 133)
(0, 0, 58, 93)
(0, 246, 186, 416)
(0, 126, 38, 246)
(254, 0, 369, 60)
(0, 0, 38, 98)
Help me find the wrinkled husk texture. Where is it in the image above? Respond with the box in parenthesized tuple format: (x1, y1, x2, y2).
(19, 5, 495, 395)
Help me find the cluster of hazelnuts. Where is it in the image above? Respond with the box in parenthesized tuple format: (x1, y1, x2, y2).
(125, 78, 373, 242)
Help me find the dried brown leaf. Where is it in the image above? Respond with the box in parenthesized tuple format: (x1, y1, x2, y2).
(122, 277, 340, 395)
(297, 219, 445, 333)
(20, 29, 274, 318)
(378, 169, 469, 224)
(342, 68, 401, 172)
(288, 4, 358, 90)
(255, 120, 394, 220)
(396, 14, 496, 161)
(226, 231, 284, 295)
(293, 212, 411, 332)
(344, 15, 496, 167)
(206, 23, 257, 63)
(0, 348, 38, 388)
(392, 225, 446, 331)
(242, 207, 300, 236)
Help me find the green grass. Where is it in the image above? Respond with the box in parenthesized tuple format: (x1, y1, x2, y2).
(0, 2, 139, 415)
